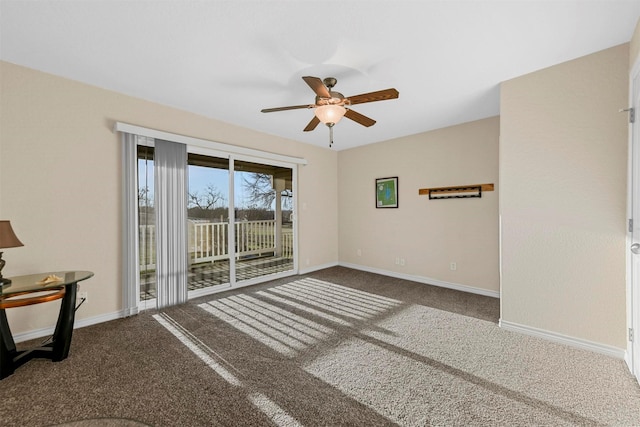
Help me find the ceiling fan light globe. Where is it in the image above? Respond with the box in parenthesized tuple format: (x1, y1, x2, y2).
(315, 105, 346, 125)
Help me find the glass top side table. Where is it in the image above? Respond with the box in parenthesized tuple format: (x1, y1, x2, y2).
(0, 270, 94, 379)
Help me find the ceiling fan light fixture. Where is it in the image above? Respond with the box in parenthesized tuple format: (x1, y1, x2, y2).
(261, 76, 399, 147)
(314, 104, 346, 125)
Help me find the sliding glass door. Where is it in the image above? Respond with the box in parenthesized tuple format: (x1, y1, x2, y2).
(233, 160, 295, 284)
(187, 153, 231, 296)
(137, 144, 156, 307)
(135, 142, 296, 308)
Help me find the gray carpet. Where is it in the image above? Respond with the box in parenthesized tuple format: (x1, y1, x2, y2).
(1, 267, 639, 426)
(52, 419, 150, 427)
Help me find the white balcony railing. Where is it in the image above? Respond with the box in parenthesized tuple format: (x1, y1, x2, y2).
(139, 220, 293, 271)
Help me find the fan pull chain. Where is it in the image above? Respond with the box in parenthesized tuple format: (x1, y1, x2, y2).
(329, 125, 333, 148)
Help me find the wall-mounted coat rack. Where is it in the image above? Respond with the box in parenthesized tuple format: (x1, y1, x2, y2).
(418, 183, 494, 200)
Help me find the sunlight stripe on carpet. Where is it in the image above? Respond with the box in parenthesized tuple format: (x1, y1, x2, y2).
(295, 278, 402, 307)
(216, 297, 320, 345)
(199, 301, 298, 356)
(209, 299, 309, 350)
(233, 294, 333, 335)
(284, 280, 396, 314)
(256, 290, 352, 326)
(152, 313, 241, 386)
(278, 282, 382, 316)
(227, 295, 331, 340)
(154, 313, 305, 426)
(248, 393, 303, 427)
(268, 287, 367, 320)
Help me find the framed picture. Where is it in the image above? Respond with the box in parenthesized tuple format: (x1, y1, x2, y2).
(376, 177, 398, 208)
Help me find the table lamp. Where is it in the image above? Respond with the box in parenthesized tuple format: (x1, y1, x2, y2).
(0, 220, 23, 285)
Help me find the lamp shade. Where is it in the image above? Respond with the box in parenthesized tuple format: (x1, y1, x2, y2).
(314, 105, 346, 125)
(0, 221, 23, 249)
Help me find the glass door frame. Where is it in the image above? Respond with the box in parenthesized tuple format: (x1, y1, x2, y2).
(185, 147, 299, 299)
(627, 61, 640, 382)
(136, 137, 157, 312)
(119, 121, 306, 313)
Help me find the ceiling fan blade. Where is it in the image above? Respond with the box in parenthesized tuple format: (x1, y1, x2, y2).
(302, 76, 331, 98)
(344, 109, 376, 127)
(303, 116, 320, 132)
(261, 104, 313, 113)
(347, 88, 399, 105)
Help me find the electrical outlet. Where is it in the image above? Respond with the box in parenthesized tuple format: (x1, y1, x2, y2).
(357, 248, 362, 256)
(400, 258, 405, 266)
(450, 262, 457, 271)
(395, 257, 400, 265)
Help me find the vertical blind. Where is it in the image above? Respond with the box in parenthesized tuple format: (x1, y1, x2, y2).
(122, 134, 188, 311)
(122, 133, 139, 316)
(154, 139, 188, 308)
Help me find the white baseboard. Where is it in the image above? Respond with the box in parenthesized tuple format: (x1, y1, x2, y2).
(338, 262, 500, 298)
(499, 319, 626, 360)
(13, 309, 126, 344)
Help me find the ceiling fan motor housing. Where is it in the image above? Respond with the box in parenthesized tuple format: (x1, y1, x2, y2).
(316, 92, 347, 106)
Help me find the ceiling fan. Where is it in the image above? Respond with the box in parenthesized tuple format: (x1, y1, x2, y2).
(261, 76, 399, 148)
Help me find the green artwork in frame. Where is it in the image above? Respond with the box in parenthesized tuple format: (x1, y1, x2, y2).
(376, 177, 398, 208)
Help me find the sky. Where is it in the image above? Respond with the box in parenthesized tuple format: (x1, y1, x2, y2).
(138, 160, 267, 209)
(189, 166, 272, 209)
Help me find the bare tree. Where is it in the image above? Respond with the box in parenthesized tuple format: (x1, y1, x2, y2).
(242, 173, 275, 209)
(188, 183, 225, 210)
(243, 173, 292, 210)
(138, 186, 153, 207)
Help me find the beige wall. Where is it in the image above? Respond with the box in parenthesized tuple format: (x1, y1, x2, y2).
(338, 117, 500, 294)
(0, 61, 338, 335)
(500, 44, 629, 348)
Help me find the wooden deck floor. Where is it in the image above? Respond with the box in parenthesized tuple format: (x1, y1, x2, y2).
(140, 256, 294, 300)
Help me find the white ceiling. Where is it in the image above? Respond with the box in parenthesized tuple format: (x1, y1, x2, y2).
(1, 1, 639, 150)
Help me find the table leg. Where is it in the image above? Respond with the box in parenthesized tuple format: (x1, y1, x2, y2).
(0, 308, 17, 379)
(51, 282, 77, 361)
